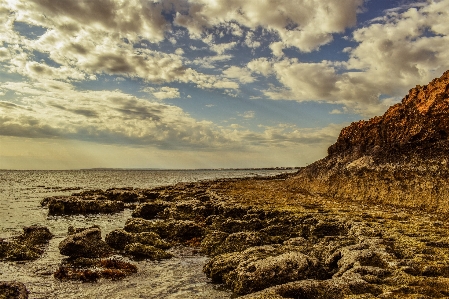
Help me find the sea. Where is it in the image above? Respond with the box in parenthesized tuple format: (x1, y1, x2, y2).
(0, 169, 296, 299)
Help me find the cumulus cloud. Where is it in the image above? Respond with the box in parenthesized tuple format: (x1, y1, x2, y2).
(222, 66, 255, 83)
(0, 81, 236, 149)
(8, 0, 172, 43)
(144, 86, 181, 100)
(174, 0, 364, 52)
(0, 80, 341, 151)
(239, 111, 255, 119)
(210, 41, 237, 54)
(2, 0, 242, 91)
(244, 1, 449, 117)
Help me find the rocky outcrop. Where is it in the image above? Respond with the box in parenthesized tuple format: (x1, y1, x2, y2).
(55, 226, 137, 282)
(290, 70, 449, 212)
(0, 281, 28, 299)
(58, 226, 112, 258)
(54, 257, 138, 282)
(0, 226, 53, 261)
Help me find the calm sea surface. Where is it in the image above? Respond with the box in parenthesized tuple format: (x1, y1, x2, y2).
(0, 169, 295, 299)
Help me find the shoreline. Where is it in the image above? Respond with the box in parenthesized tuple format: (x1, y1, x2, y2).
(2, 171, 449, 298)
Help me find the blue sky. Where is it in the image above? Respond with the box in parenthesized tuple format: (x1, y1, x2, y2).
(1, 0, 449, 169)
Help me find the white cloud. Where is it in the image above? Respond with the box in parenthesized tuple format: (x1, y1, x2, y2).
(243, 1, 449, 118)
(269, 42, 284, 57)
(175, 48, 185, 55)
(239, 111, 255, 119)
(222, 66, 255, 83)
(191, 54, 233, 69)
(0, 81, 237, 149)
(210, 41, 237, 54)
(247, 58, 274, 77)
(174, 0, 364, 52)
(244, 31, 261, 49)
(329, 109, 343, 115)
(143, 86, 181, 100)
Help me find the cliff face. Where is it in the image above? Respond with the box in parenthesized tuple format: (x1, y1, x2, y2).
(329, 70, 449, 159)
(289, 70, 449, 212)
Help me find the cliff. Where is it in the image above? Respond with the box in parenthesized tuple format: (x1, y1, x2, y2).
(289, 70, 449, 213)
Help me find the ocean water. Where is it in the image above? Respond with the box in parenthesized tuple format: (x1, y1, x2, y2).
(0, 169, 295, 298)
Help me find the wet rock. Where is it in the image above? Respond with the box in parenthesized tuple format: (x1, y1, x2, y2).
(201, 230, 229, 255)
(105, 229, 171, 250)
(210, 202, 250, 218)
(239, 272, 382, 299)
(161, 200, 214, 220)
(124, 218, 205, 241)
(124, 243, 173, 260)
(106, 190, 139, 203)
(210, 218, 265, 234)
(132, 201, 171, 219)
(0, 226, 53, 261)
(54, 257, 137, 282)
(310, 219, 349, 238)
(17, 225, 53, 246)
(44, 197, 124, 215)
(212, 231, 271, 256)
(59, 227, 112, 258)
(141, 190, 160, 200)
(204, 244, 322, 294)
(331, 238, 394, 277)
(0, 281, 28, 299)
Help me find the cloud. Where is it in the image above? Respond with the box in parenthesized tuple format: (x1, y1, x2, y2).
(244, 1, 449, 117)
(261, 59, 340, 101)
(143, 86, 181, 100)
(190, 54, 233, 69)
(0, 81, 238, 149)
(244, 31, 261, 49)
(2, 0, 244, 92)
(269, 42, 284, 57)
(9, 0, 171, 43)
(222, 66, 255, 83)
(174, 0, 364, 52)
(0, 80, 343, 152)
(210, 41, 237, 54)
(247, 58, 275, 77)
(175, 48, 185, 55)
(239, 111, 255, 119)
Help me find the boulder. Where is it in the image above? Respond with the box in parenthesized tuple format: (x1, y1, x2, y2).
(0, 281, 28, 299)
(105, 229, 170, 250)
(45, 198, 124, 215)
(54, 257, 137, 282)
(131, 201, 171, 219)
(124, 243, 173, 260)
(124, 218, 204, 241)
(59, 227, 112, 258)
(204, 244, 322, 295)
(0, 225, 53, 261)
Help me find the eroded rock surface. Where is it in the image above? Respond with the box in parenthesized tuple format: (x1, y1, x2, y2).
(290, 70, 449, 213)
(0, 281, 28, 299)
(0, 226, 53, 261)
(59, 226, 112, 258)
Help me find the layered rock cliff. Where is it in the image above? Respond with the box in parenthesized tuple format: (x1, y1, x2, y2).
(289, 70, 449, 213)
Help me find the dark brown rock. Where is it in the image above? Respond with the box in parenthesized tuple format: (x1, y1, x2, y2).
(289, 70, 449, 213)
(124, 243, 173, 260)
(0, 281, 28, 299)
(59, 227, 112, 258)
(105, 229, 170, 250)
(0, 226, 53, 261)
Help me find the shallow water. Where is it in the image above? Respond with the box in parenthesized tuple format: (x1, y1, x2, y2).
(0, 169, 294, 298)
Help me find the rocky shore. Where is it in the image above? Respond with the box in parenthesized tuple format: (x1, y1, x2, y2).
(2, 71, 449, 298)
(4, 176, 449, 298)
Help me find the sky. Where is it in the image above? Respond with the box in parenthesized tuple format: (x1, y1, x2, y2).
(0, 0, 449, 170)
